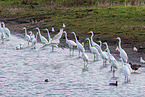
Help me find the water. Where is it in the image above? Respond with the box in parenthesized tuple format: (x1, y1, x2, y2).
(0, 35, 145, 96)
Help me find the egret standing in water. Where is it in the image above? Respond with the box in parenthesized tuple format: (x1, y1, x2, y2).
(31, 32, 38, 49)
(87, 31, 100, 50)
(86, 38, 100, 61)
(120, 58, 131, 82)
(23, 27, 30, 47)
(36, 27, 48, 45)
(103, 42, 119, 77)
(42, 29, 64, 52)
(2, 22, 11, 40)
(114, 37, 128, 63)
(64, 31, 77, 55)
(71, 32, 85, 57)
(82, 51, 89, 70)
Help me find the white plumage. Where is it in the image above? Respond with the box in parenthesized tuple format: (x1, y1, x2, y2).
(115, 37, 128, 63)
(72, 32, 85, 57)
(86, 38, 100, 61)
(140, 57, 145, 63)
(64, 31, 77, 55)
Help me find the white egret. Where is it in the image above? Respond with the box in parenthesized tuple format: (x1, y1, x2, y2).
(82, 51, 89, 69)
(31, 32, 38, 49)
(114, 37, 128, 63)
(1, 30, 5, 43)
(36, 27, 48, 45)
(64, 31, 77, 55)
(44, 28, 52, 43)
(72, 32, 85, 57)
(140, 57, 145, 63)
(52, 27, 55, 32)
(42, 29, 64, 51)
(87, 31, 100, 50)
(95, 40, 108, 65)
(29, 31, 35, 41)
(62, 23, 66, 28)
(86, 38, 100, 61)
(120, 58, 131, 82)
(115, 46, 119, 51)
(0, 22, 3, 33)
(103, 42, 119, 77)
(23, 27, 30, 46)
(2, 22, 11, 39)
(133, 47, 138, 51)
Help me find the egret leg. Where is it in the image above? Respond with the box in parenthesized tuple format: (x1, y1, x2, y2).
(70, 47, 71, 55)
(28, 41, 29, 47)
(113, 68, 115, 77)
(84, 61, 85, 68)
(73, 46, 75, 55)
(94, 54, 95, 61)
(79, 50, 80, 57)
(111, 66, 112, 71)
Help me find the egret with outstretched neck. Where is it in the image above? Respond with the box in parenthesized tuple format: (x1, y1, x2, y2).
(64, 31, 77, 55)
(103, 42, 119, 77)
(36, 27, 48, 45)
(120, 58, 131, 82)
(114, 37, 128, 63)
(86, 38, 100, 61)
(23, 27, 30, 47)
(72, 32, 85, 57)
(2, 22, 11, 39)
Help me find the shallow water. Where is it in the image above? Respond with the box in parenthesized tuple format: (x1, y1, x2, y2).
(0, 35, 145, 96)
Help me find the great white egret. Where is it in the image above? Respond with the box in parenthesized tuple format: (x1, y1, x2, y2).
(86, 38, 100, 61)
(64, 31, 77, 55)
(23, 27, 30, 46)
(82, 51, 89, 69)
(140, 57, 145, 63)
(42, 29, 64, 51)
(44, 28, 52, 43)
(62, 23, 66, 28)
(103, 42, 119, 77)
(72, 32, 85, 57)
(52, 27, 55, 32)
(114, 37, 128, 63)
(87, 31, 100, 50)
(2, 22, 11, 39)
(36, 27, 48, 45)
(120, 58, 131, 82)
(0, 22, 3, 33)
(31, 32, 38, 49)
(29, 31, 35, 42)
(133, 47, 138, 51)
(95, 40, 108, 65)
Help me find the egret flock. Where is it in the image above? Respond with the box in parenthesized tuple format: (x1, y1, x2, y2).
(0, 22, 144, 83)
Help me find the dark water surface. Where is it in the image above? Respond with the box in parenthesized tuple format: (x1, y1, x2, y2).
(1, 35, 145, 96)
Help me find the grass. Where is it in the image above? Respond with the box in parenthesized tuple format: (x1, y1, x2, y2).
(0, 2, 145, 47)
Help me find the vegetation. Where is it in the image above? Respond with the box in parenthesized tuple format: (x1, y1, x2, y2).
(0, 0, 145, 47)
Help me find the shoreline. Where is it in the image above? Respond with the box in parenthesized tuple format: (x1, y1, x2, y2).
(10, 30, 145, 66)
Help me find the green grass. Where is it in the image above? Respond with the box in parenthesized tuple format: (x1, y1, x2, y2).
(0, 2, 145, 46)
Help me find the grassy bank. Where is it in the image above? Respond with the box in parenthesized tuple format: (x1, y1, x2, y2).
(0, 1, 145, 47)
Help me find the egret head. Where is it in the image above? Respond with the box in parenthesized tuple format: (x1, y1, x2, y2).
(63, 31, 66, 34)
(23, 27, 26, 30)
